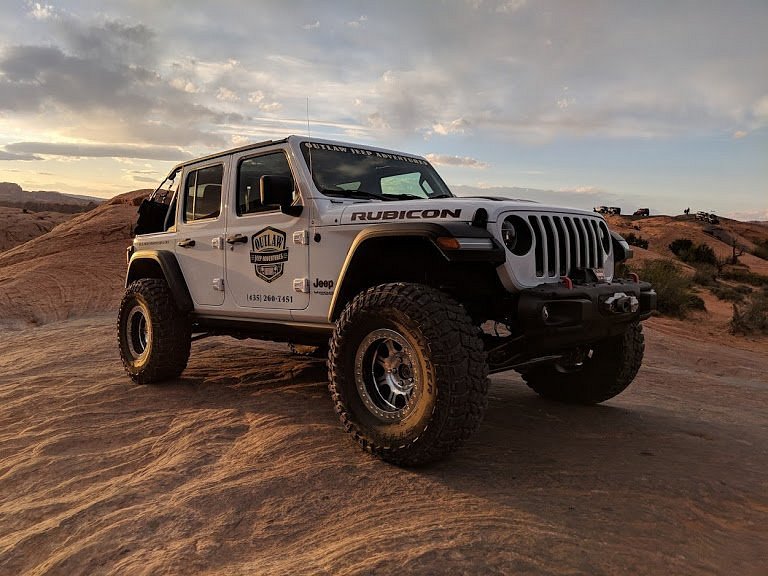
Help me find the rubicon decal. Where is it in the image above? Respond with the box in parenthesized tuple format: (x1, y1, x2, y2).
(351, 208, 462, 221)
(250, 227, 288, 283)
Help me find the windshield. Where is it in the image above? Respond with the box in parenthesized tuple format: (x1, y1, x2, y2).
(301, 141, 453, 200)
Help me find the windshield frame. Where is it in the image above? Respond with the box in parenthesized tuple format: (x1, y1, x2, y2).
(300, 140, 453, 201)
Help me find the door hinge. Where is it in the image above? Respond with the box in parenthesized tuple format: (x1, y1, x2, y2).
(212, 278, 225, 291)
(293, 278, 309, 293)
(292, 230, 309, 245)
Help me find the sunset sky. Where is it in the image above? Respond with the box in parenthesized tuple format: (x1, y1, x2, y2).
(0, 1, 766, 218)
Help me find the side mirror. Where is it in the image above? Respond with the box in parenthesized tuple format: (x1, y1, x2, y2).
(260, 175, 302, 216)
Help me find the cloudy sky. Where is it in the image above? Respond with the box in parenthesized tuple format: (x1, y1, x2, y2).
(0, 0, 766, 218)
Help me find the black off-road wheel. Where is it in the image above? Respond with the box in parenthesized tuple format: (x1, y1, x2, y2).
(328, 283, 489, 466)
(117, 278, 191, 384)
(522, 322, 645, 404)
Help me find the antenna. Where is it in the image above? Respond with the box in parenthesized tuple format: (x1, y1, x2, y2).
(306, 97, 313, 178)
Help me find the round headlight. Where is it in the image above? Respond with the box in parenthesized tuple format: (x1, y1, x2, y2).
(501, 215, 532, 256)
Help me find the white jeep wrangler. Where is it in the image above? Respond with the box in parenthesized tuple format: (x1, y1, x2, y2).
(118, 136, 656, 465)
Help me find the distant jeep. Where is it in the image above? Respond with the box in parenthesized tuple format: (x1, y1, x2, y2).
(695, 211, 720, 225)
(118, 136, 656, 465)
(633, 208, 650, 217)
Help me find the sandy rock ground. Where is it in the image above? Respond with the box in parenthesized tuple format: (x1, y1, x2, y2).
(0, 315, 765, 575)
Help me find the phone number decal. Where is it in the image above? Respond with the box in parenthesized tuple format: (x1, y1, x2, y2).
(247, 294, 294, 304)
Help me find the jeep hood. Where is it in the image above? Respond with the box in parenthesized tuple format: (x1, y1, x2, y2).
(336, 196, 600, 225)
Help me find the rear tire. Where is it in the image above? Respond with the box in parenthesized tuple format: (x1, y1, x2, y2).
(328, 283, 489, 466)
(117, 278, 191, 384)
(522, 322, 644, 404)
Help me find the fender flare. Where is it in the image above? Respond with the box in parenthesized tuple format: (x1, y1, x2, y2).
(327, 223, 504, 321)
(126, 250, 194, 313)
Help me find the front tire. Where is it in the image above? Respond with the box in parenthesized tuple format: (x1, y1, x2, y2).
(328, 283, 489, 466)
(522, 322, 645, 404)
(117, 278, 191, 384)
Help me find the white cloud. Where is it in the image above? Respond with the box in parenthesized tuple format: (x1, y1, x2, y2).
(425, 154, 489, 168)
(732, 130, 748, 139)
(432, 118, 469, 136)
(558, 186, 603, 195)
(26, 1, 56, 20)
(347, 16, 368, 28)
(496, 0, 527, 13)
(170, 77, 199, 94)
(247, 90, 281, 112)
(753, 95, 768, 121)
(725, 208, 768, 222)
(302, 20, 320, 30)
(5, 142, 191, 161)
(216, 87, 240, 103)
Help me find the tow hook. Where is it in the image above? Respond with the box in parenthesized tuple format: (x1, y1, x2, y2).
(603, 292, 639, 314)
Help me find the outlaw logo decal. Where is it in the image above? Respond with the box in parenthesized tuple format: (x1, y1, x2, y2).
(250, 227, 288, 283)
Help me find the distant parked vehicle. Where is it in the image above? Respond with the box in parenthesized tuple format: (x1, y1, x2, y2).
(633, 208, 650, 217)
(608, 207, 622, 215)
(594, 205, 609, 214)
(695, 211, 720, 225)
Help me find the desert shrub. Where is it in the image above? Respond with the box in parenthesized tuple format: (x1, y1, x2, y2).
(709, 285, 747, 303)
(668, 238, 693, 257)
(687, 294, 706, 310)
(692, 264, 718, 286)
(730, 292, 768, 334)
(625, 233, 649, 249)
(668, 238, 718, 265)
(720, 268, 768, 287)
(638, 259, 702, 318)
(750, 239, 768, 261)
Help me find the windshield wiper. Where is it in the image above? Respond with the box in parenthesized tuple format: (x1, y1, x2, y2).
(319, 188, 399, 201)
(384, 193, 425, 200)
(429, 193, 452, 199)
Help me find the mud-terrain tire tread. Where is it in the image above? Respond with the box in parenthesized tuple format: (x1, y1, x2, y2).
(117, 278, 191, 384)
(328, 283, 489, 466)
(522, 322, 644, 404)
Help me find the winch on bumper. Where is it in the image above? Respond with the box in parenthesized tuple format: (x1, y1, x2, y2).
(516, 279, 656, 354)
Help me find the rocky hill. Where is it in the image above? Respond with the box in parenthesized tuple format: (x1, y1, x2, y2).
(0, 182, 102, 213)
(0, 189, 148, 327)
(0, 207, 74, 252)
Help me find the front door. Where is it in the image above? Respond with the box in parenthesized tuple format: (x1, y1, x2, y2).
(224, 148, 309, 311)
(175, 160, 228, 307)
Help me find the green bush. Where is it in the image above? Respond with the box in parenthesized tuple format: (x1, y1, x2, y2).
(625, 232, 649, 249)
(638, 259, 703, 318)
(731, 292, 768, 334)
(668, 238, 718, 265)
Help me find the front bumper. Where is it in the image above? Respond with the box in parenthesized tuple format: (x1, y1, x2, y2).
(516, 279, 656, 354)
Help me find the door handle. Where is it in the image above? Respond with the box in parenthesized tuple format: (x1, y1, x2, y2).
(226, 234, 248, 245)
(177, 238, 195, 248)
